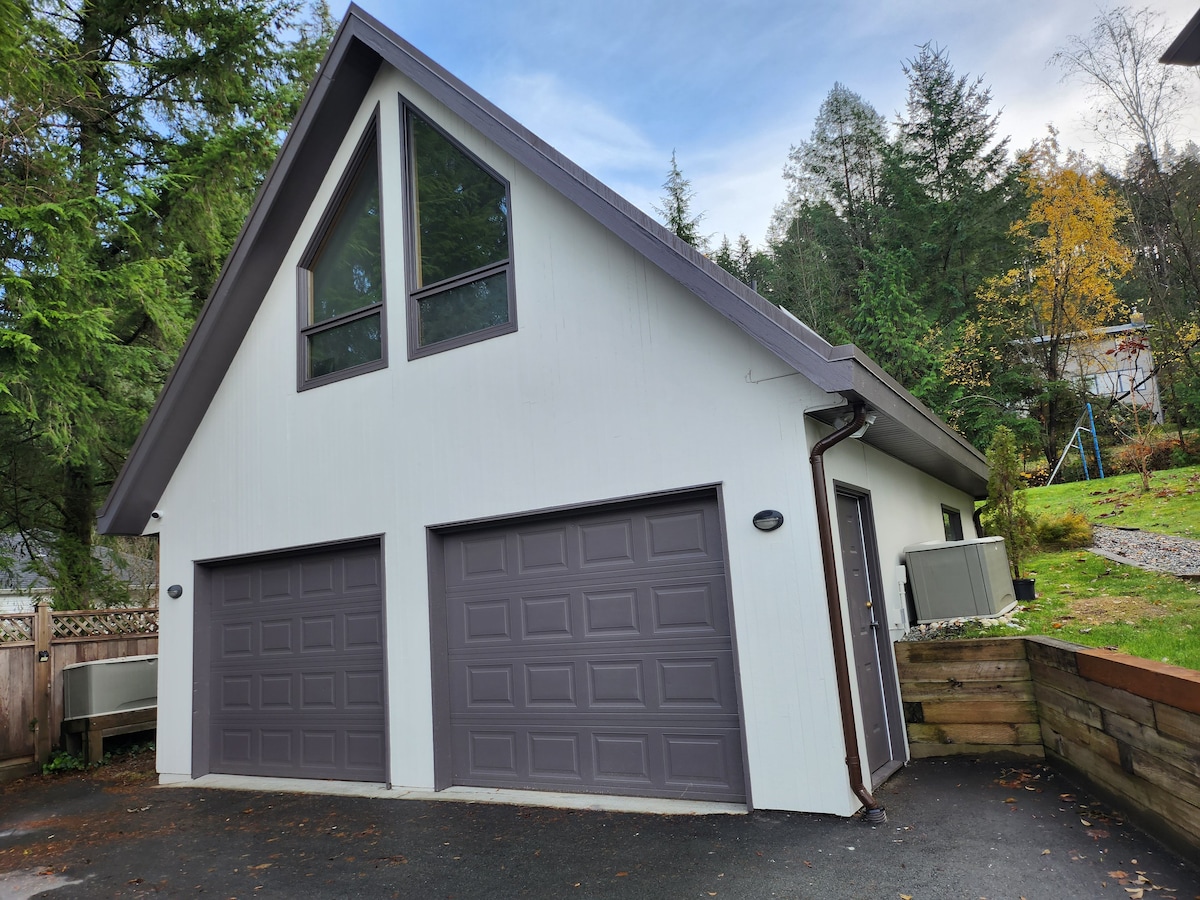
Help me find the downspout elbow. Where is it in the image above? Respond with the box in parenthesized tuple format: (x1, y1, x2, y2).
(809, 401, 886, 823)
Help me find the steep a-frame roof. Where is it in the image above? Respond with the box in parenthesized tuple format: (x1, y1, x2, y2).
(97, 5, 988, 535)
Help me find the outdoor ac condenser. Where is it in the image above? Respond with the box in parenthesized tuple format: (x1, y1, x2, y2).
(903, 536, 1016, 624)
(62, 654, 158, 720)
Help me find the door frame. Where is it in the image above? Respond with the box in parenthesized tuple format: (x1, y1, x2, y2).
(832, 484, 906, 783)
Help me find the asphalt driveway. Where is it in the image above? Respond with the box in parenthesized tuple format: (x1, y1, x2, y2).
(2, 751, 1198, 899)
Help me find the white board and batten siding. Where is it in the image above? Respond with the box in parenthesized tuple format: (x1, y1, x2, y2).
(151, 65, 957, 815)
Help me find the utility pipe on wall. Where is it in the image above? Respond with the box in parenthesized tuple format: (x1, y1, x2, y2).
(808, 401, 887, 824)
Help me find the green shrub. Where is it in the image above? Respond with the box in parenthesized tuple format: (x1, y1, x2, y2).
(1108, 435, 1183, 475)
(1034, 509, 1093, 550)
(42, 749, 86, 774)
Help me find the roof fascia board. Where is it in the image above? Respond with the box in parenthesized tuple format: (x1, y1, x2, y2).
(1161, 8, 1200, 64)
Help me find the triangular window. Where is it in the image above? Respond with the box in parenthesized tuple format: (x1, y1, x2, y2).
(299, 116, 386, 388)
(406, 108, 515, 357)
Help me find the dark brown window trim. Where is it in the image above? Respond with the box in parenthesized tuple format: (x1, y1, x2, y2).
(941, 504, 965, 541)
(402, 99, 517, 361)
(297, 106, 388, 391)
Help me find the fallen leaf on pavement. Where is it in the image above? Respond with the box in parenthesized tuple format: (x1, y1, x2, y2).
(1042, 849, 1051, 856)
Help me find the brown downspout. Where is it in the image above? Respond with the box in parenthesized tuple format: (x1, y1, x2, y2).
(809, 401, 887, 824)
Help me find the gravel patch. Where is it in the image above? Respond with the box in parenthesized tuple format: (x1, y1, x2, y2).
(1090, 525, 1200, 577)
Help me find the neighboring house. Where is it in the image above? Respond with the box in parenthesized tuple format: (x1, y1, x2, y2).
(97, 6, 989, 816)
(1032, 315, 1162, 424)
(0, 536, 52, 614)
(0, 535, 158, 612)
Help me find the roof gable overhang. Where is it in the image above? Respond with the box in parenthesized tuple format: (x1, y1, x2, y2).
(97, 6, 987, 535)
(1162, 8, 1200, 65)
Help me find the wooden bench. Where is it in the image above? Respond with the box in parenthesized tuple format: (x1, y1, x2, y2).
(61, 708, 157, 765)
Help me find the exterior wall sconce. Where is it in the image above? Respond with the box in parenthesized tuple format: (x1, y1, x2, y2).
(752, 509, 785, 532)
(167, 584, 183, 599)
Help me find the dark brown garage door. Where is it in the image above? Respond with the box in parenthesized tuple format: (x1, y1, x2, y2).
(203, 542, 386, 781)
(439, 496, 744, 802)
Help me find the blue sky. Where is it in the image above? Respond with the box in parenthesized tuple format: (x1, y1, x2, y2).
(340, 1, 1200, 246)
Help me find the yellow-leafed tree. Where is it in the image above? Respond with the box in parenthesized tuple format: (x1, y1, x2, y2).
(975, 131, 1133, 465)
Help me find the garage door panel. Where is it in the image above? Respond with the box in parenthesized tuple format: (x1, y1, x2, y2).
(450, 649, 737, 713)
(517, 527, 570, 574)
(444, 502, 724, 589)
(211, 718, 386, 773)
(450, 725, 743, 800)
(447, 575, 730, 650)
(204, 543, 385, 781)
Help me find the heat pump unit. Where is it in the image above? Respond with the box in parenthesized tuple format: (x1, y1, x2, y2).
(62, 655, 157, 720)
(903, 537, 1016, 624)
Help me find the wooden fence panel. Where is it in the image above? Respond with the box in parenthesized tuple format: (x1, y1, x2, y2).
(0, 604, 158, 777)
(0, 643, 35, 764)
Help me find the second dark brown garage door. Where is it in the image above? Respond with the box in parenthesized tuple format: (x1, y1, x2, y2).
(437, 495, 745, 802)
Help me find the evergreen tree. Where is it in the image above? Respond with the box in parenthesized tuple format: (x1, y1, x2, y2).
(848, 247, 941, 404)
(654, 151, 706, 249)
(778, 83, 888, 256)
(889, 43, 1021, 324)
(0, 0, 332, 607)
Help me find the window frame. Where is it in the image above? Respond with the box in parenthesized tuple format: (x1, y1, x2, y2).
(297, 108, 387, 391)
(402, 101, 517, 360)
(941, 505, 965, 542)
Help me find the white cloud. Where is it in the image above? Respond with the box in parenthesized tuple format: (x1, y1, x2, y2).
(492, 71, 662, 175)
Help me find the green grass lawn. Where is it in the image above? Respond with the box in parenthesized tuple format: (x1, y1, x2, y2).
(1024, 465, 1200, 537)
(959, 465, 1200, 670)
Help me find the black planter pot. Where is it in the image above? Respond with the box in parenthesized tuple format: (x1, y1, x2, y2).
(1013, 578, 1036, 601)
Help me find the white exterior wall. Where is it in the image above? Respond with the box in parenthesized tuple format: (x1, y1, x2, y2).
(149, 67, 966, 816)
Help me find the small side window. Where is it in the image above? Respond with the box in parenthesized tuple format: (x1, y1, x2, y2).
(942, 506, 964, 542)
(298, 115, 386, 389)
(405, 107, 515, 358)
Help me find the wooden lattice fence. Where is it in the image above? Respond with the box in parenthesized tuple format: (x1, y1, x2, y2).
(0, 603, 158, 780)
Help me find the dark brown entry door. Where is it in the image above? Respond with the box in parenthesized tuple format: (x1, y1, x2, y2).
(835, 490, 901, 778)
(438, 496, 745, 802)
(204, 543, 387, 781)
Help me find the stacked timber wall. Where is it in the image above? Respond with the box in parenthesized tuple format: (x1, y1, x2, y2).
(894, 638, 1042, 758)
(895, 636, 1200, 855)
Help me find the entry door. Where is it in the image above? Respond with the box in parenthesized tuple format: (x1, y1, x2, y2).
(835, 490, 903, 779)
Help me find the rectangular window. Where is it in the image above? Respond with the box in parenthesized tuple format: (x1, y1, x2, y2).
(942, 506, 964, 542)
(405, 106, 515, 358)
(298, 113, 386, 389)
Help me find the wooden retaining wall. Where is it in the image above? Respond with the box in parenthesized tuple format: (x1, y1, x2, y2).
(894, 638, 1042, 758)
(0, 603, 158, 781)
(895, 636, 1200, 856)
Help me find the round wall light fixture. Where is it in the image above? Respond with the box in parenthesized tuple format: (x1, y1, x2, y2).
(167, 584, 183, 599)
(752, 509, 785, 532)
